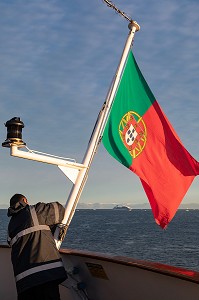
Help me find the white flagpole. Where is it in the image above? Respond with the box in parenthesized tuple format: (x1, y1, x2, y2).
(55, 21, 140, 249)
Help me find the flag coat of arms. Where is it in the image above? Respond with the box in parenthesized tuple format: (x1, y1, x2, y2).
(102, 51, 199, 228)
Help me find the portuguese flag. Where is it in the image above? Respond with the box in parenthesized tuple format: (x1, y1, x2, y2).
(102, 51, 199, 228)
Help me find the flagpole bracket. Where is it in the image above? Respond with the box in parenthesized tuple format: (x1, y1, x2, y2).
(128, 21, 140, 32)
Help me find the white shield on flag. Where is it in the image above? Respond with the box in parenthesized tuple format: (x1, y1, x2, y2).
(125, 124, 138, 146)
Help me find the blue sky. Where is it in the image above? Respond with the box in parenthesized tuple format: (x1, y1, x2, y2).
(0, 0, 198, 208)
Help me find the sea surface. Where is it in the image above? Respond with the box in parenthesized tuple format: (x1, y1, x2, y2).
(1, 209, 199, 272)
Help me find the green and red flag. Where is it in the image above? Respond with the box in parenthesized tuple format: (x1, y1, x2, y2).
(102, 51, 199, 229)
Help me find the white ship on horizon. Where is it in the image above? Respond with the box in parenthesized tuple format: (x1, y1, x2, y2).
(113, 205, 132, 211)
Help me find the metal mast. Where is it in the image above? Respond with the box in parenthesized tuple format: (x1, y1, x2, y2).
(54, 2, 140, 248)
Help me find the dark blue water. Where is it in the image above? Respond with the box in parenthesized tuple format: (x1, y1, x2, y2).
(2, 209, 199, 272)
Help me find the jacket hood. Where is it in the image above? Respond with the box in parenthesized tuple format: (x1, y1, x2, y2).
(7, 201, 28, 217)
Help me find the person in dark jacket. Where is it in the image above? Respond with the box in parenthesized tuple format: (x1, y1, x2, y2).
(7, 193, 67, 300)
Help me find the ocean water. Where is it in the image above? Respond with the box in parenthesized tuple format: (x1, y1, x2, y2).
(1, 209, 199, 272)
